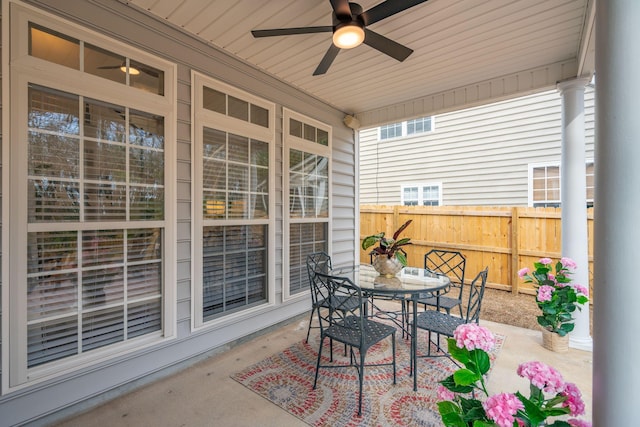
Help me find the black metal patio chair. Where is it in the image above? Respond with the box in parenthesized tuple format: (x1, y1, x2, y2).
(313, 273, 397, 416)
(417, 249, 466, 316)
(415, 266, 488, 359)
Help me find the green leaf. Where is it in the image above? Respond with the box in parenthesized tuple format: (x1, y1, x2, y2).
(439, 410, 467, 427)
(437, 400, 460, 415)
(516, 391, 546, 426)
(470, 349, 491, 375)
(395, 251, 408, 266)
(361, 233, 383, 250)
(471, 421, 495, 427)
(441, 375, 475, 394)
(453, 369, 481, 386)
(448, 340, 470, 364)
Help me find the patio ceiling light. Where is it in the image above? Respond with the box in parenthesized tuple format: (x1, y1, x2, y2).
(332, 22, 365, 49)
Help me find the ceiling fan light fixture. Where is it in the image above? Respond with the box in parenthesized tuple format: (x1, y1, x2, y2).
(120, 64, 141, 75)
(332, 22, 365, 49)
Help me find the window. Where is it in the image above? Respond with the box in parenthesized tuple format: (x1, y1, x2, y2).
(380, 122, 402, 140)
(193, 74, 275, 327)
(7, 6, 175, 389)
(529, 162, 594, 207)
(284, 110, 331, 299)
(407, 116, 432, 135)
(401, 184, 442, 206)
(379, 116, 434, 140)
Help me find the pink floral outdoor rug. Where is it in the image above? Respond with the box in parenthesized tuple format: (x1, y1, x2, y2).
(231, 326, 504, 426)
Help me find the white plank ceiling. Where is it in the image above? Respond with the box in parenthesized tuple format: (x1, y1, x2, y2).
(122, 0, 595, 125)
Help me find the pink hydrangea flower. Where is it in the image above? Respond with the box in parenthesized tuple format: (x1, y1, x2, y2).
(547, 273, 556, 283)
(560, 257, 578, 270)
(517, 361, 565, 394)
(574, 284, 589, 297)
(437, 384, 456, 401)
(453, 323, 496, 352)
(539, 257, 553, 265)
(537, 285, 554, 302)
(562, 382, 586, 416)
(482, 393, 524, 427)
(518, 267, 530, 278)
(568, 419, 592, 427)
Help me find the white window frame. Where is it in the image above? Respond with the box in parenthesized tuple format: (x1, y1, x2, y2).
(378, 116, 435, 141)
(283, 109, 332, 301)
(527, 161, 595, 207)
(401, 183, 442, 206)
(191, 72, 276, 330)
(3, 3, 177, 392)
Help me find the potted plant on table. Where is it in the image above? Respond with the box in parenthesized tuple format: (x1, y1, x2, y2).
(518, 257, 589, 352)
(361, 219, 413, 277)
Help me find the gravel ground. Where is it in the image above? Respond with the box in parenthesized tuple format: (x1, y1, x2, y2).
(478, 287, 593, 334)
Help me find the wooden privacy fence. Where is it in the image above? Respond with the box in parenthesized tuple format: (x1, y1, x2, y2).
(359, 205, 594, 297)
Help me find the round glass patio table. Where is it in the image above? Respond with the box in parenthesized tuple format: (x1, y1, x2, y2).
(330, 264, 451, 391)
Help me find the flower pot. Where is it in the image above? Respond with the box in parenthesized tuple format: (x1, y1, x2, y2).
(541, 329, 569, 353)
(372, 255, 403, 278)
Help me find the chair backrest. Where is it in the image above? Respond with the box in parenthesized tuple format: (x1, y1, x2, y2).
(424, 249, 466, 291)
(464, 267, 489, 323)
(316, 273, 365, 343)
(306, 252, 333, 304)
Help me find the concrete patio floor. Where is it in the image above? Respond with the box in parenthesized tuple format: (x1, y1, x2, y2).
(52, 316, 592, 427)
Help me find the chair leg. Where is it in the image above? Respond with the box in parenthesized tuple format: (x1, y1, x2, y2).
(358, 351, 365, 416)
(392, 333, 397, 385)
(314, 336, 325, 389)
(305, 307, 316, 343)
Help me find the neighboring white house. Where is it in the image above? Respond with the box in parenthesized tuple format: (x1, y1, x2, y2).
(359, 87, 595, 207)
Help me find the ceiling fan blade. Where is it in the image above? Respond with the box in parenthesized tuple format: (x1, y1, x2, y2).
(252, 26, 332, 38)
(361, 0, 429, 26)
(97, 65, 121, 70)
(313, 44, 341, 76)
(330, 0, 352, 18)
(363, 29, 413, 62)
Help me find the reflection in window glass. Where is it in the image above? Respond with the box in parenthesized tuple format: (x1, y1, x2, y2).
(203, 87, 226, 114)
(289, 223, 327, 295)
(29, 23, 80, 69)
(84, 43, 126, 85)
(202, 225, 267, 320)
(129, 60, 165, 96)
(250, 104, 269, 128)
(289, 149, 328, 218)
(290, 119, 303, 138)
(29, 24, 164, 95)
(228, 95, 249, 121)
(202, 127, 269, 220)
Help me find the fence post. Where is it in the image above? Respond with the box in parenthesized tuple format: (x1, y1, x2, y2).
(511, 207, 520, 294)
(393, 205, 400, 232)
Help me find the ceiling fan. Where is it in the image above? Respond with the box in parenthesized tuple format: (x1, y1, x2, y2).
(251, 0, 429, 76)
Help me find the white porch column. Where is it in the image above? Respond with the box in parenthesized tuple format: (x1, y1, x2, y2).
(557, 78, 592, 351)
(594, 0, 640, 424)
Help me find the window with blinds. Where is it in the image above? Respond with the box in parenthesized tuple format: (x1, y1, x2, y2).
(9, 4, 175, 389)
(194, 73, 274, 327)
(284, 110, 331, 299)
(25, 84, 164, 367)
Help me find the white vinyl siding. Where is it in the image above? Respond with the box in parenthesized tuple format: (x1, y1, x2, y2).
(360, 88, 595, 206)
(7, 5, 176, 389)
(284, 109, 331, 300)
(193, 74, 276, 328)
